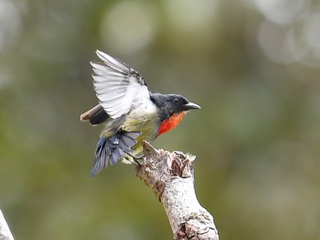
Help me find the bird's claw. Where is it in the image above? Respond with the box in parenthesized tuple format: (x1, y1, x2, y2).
(124, 151, 144, 166)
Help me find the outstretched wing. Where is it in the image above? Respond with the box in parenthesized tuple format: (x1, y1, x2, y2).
(91, 50, 149, 119)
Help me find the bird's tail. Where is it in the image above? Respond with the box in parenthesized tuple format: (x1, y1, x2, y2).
(90, 131, 141, 177)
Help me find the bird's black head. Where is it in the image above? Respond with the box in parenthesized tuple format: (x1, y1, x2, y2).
(150, 93, 201, 121)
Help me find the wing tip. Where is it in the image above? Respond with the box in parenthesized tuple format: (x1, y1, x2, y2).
(95, 49, 105, 59)
(94, 50, 129, 72)
(95, 50, 112, 64)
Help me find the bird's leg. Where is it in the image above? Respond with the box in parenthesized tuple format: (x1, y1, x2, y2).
(124, 151, 144, 166)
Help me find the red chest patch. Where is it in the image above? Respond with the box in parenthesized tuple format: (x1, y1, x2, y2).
(158, 112, 187, 136)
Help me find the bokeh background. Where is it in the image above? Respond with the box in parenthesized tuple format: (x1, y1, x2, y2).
(1, 0, 320, 239)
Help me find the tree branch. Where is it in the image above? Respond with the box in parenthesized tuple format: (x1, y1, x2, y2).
(0, 210, 14, 240)
(136, 141, 219, 240)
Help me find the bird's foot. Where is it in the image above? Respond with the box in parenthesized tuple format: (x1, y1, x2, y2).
(124, 151, 144, 166)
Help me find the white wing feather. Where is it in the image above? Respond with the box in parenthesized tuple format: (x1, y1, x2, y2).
(91, 50, 149, 119)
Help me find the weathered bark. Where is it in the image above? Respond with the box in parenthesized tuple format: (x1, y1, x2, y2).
(0, 210, 14, 240)
(136, 141, 219, 240)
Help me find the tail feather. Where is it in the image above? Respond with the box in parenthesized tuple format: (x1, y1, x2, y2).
(121, 135, 137, 147)
(90, 131, 141, 177)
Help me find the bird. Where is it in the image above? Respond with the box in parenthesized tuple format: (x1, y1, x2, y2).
(80, 50, 201, 177)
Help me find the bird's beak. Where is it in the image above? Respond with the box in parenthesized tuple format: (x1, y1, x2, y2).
(183, 102, 201, 110)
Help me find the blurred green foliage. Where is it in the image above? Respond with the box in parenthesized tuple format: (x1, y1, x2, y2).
(1, 0, 320, 239)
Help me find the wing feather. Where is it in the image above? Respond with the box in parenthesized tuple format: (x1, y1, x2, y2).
(91, 50, 149, 119)
(96, 50, 129, 73)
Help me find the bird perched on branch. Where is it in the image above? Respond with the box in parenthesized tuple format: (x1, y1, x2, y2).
(80, 50, 200, 177)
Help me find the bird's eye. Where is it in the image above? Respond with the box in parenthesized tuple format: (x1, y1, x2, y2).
(173, 98, 179, 104)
